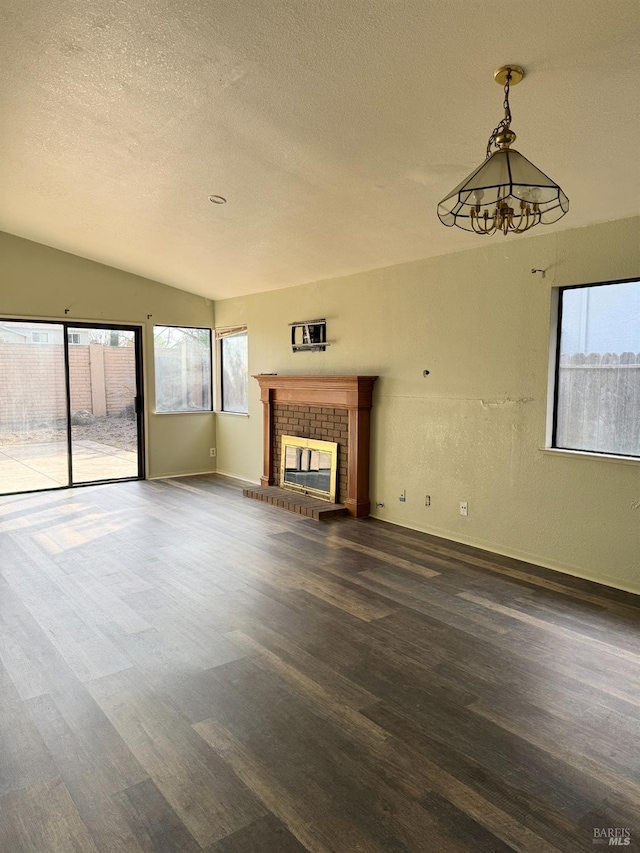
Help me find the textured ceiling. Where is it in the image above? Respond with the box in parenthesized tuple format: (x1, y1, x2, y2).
(1, 0, 639, 299)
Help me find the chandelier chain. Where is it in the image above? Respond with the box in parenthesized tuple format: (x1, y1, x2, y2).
(485, 71, 513, 159)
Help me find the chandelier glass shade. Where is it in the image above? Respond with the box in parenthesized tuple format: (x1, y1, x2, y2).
(437, 66, 569, 235)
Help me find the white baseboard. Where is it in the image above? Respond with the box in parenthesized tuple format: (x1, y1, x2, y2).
(148, 469, 216, 480)
(214, 469, 261, 487)
(369, 513, 640, 598)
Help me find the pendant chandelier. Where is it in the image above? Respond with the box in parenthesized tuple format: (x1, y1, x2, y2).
(437, 65, 569, 235)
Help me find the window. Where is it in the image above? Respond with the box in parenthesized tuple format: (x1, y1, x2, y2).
(67, 332, 81, 345)
(216, 327, 248, 414)
(551, 279, 640, 458)
(153, 326, 212, 413)
(31, 331, 49, 343)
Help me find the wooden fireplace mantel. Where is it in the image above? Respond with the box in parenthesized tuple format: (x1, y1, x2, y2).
(253, 375, 378, 518)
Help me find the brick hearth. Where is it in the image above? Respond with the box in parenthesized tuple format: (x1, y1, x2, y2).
(241, 486, 348, 520)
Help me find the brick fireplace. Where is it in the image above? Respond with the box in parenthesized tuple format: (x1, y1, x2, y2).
(253, 375, 378, 517)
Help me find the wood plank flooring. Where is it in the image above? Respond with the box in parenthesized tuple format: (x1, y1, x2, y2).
(0, 474, 639, 852)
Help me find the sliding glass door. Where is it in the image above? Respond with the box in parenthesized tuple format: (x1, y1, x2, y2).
(67, 326, 142, 484)
(0, 322, 70, 493)
(0, 320, 144, 495)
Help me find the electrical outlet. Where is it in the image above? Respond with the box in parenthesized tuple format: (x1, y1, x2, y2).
(210, 448, 216, 457)
(425, 495, 431, 507)
(399, 490, 406, 503)
(459, 501, 468, 516)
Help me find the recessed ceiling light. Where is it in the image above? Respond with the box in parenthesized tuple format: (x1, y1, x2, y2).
(208, 195, 227, 204)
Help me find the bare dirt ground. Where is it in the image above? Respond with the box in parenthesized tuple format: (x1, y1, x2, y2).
(0, 416, 138, 451)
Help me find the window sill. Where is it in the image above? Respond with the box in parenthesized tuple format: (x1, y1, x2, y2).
(154, 410, 214, 416)
(539, 447, 640, 467)
(215, 410, 250, 418)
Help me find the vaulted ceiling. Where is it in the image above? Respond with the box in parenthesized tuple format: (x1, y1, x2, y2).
(1, 0, 638, 299)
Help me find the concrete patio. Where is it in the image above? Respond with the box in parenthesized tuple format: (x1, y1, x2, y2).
(0, 440, 138, 493)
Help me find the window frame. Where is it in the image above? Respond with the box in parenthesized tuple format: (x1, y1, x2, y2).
(215, 326, 249, 415)
(31, 331, 50, 343)
(152, 324, 213, 415)
(549, 276, 639, 460)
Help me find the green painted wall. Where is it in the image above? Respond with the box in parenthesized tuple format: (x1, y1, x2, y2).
(0, 231, 216, 479)
(214, 217, 640, 594)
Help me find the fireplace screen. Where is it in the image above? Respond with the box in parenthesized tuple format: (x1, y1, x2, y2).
(280, 435, 338, 503)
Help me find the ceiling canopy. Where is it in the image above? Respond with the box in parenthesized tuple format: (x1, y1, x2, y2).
(0, 0, 638, 299)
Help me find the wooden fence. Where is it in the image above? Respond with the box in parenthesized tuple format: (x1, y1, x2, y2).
(556, 351, 640, 455)
(0, 343, 136, 430)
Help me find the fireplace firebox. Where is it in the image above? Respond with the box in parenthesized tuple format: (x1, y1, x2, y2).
(280, 435, 338, 502)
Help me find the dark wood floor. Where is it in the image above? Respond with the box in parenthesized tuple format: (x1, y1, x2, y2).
(1, 476, 639, 853)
